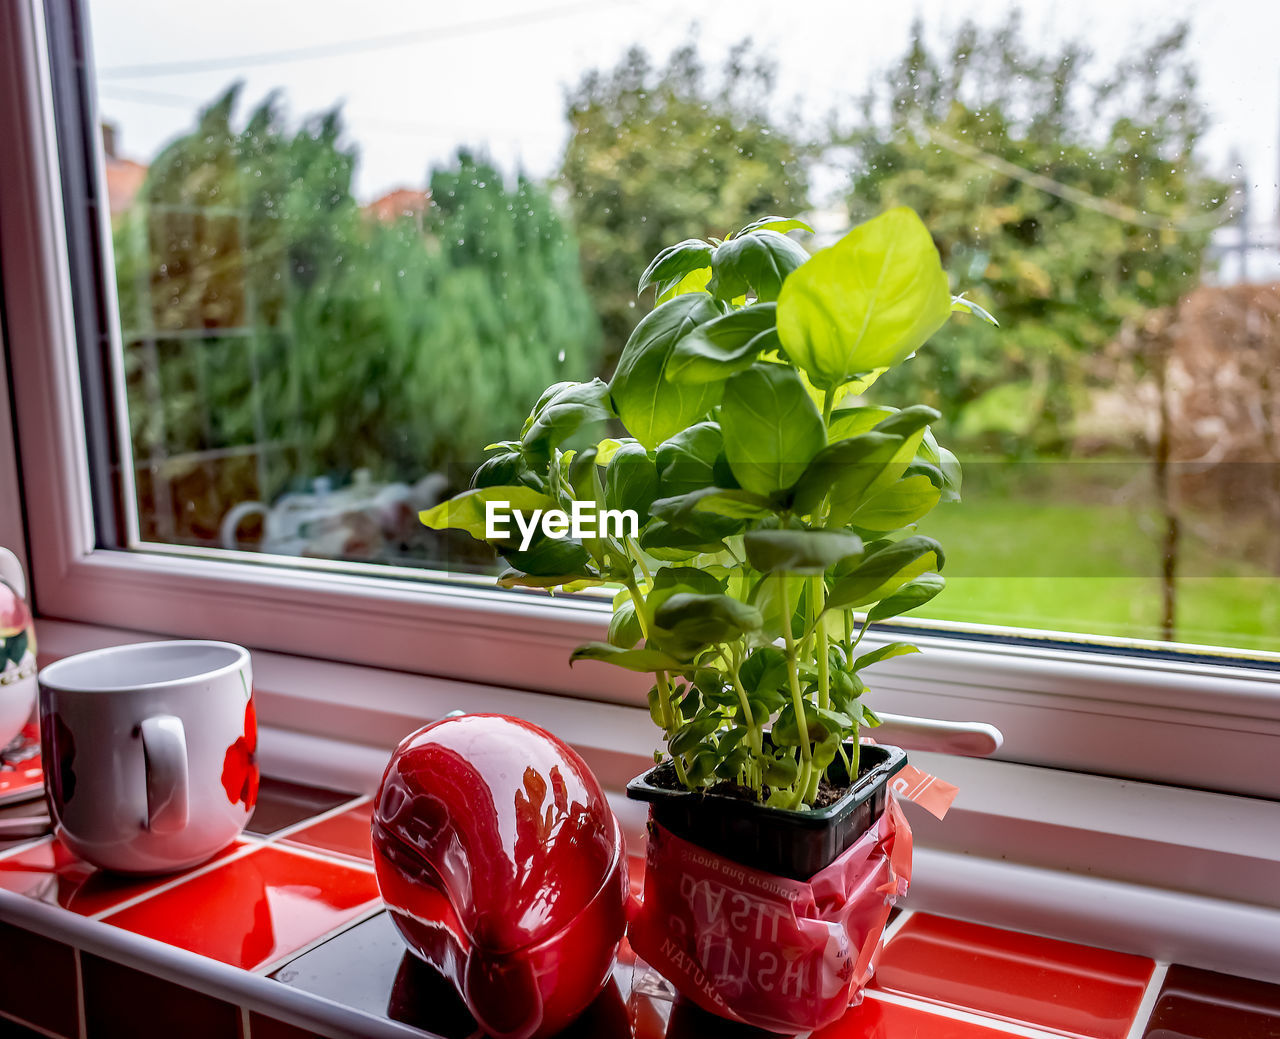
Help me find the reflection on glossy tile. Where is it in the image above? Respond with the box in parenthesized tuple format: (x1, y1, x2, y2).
(245, 777, 356, 836)
(555, 980, 632, 1039)
(272, 911, 479, 1038)
(0, 921, 79, 1037)
(280, 802, 372, 862)
(815, 995, 1029, 1038)
(101, 846, 379, 970)
(81, 952, 241, 1039)
(621, 975, 1022, 1039)
(0, 836, 245, 916)
(274, 910, 636, 1039)
(625, 993, 1025, 1039)
(874, 914, 1153, 1039)
(1144, 964, 1280, 1038)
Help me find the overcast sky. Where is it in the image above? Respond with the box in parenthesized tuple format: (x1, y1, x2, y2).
(88, 0, 1280, 225)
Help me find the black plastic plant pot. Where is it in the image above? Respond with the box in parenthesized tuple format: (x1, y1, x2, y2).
(627, 743, 908, 881)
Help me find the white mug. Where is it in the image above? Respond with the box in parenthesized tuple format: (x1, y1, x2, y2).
(37, 640, 257, 874)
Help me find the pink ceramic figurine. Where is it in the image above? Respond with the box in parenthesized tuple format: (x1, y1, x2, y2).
(371, 714, 628, 1039)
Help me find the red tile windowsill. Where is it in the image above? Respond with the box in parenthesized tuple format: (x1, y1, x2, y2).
(0, 774, 1275, 1039)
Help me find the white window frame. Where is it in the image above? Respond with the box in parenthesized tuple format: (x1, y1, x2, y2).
(4, 0, 1280, 803)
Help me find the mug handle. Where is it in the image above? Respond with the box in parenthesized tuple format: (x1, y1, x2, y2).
(140, 715, 189, 833)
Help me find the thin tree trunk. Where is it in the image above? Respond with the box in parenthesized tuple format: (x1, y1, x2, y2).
(1153, 340, 1178, 642)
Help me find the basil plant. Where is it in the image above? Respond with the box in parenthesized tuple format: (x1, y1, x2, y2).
(422, 208, 993, 809)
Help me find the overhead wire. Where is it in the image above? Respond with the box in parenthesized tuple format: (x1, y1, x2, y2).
(97, 0, 637, 79)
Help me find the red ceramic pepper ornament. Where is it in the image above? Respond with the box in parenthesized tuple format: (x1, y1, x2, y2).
(371, 714, 628, 1039)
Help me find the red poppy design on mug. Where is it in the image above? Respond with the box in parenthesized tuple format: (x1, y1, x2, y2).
(221, 695, 258, 810)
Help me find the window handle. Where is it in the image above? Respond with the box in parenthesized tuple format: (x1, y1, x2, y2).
(871, 714, 1003, 757)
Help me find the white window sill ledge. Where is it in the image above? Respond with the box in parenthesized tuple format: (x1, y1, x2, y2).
(33, 618, 1280, 985)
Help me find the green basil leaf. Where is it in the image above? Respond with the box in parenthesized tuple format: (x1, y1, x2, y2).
(667, 304, 779, 384)
(776, 207, 951, 388)
(649, 491, 746, 543)
(853, 642, 920, 672)
(826, 405, 897, 444)
(750, 572, 809, 643)
(690, 488, 775, 518)
(732, 216, 816, 238)
(501, 535, 592, 577)
(656, 422, 726, 497)
(716, 726, 750, 755)
(743, 529, 863, 574)
(653, 592, 763, 655)
(951, 294, 999, 326)
(740, 646, 788, 700)
(604, 442, 658, 516)
(721, 364, 825, 496)
(521, 378, 614, 448)
(419, 485, 557, 545)
(848, 474, 942, 531)
(872, 404, 940, 439)
(828, 669, 865, 711)
(595, 437, 638, 467)
(763, 754, 799, 787)
(669, 716, 720, 757)
(569, 643, 687, 673)
(657, 266, 713, 302)
(865, 573, 946, 623)
(917, 429, 962, 502)
(638, 239, 714, 296)
(647, 686, 666, 728)
(650, 566, 726, 598)
(638, 520, 725, 560)
(608, 599, 642, 648)
(715, 745, 751, 780)
(471, 447, 544, 492)
(771, 702, 848, 746)
(610, 293, 725, 449)
(824, 536, 945, 612)
(496, 570, 597, 590)
(709, 230, 810, 303)
(811, 731, 843, 773)
(651, 488, 770, 526)
(791, 432, 904, 522)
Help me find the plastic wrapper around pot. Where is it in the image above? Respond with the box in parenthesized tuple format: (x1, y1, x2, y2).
(371, 714, 629, 1039)
(629, 796, 912, 1034)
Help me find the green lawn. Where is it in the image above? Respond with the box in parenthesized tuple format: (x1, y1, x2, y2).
(915, 492, 1280, 655)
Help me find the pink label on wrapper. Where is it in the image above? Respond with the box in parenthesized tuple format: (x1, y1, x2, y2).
(629, 797, 913, 1034)
(890, 763, 959, 820)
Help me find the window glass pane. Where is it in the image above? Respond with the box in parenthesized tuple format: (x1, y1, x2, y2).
(86, 1, 1280, 653)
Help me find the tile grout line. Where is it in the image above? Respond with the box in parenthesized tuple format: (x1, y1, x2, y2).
(73, 946, 86, 1039)
(252, 898, 386, 978)
(1124, 961, 1169, 1039)
(0, 832, 53, 862)
(0, 1006, 67, 1039)
(880, 908, 914, 944)
(266, 837, 377, 874)
(259, 794, 371, 844)
(87, 842, 263, 922)
(865, 989, 1069, 1039)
